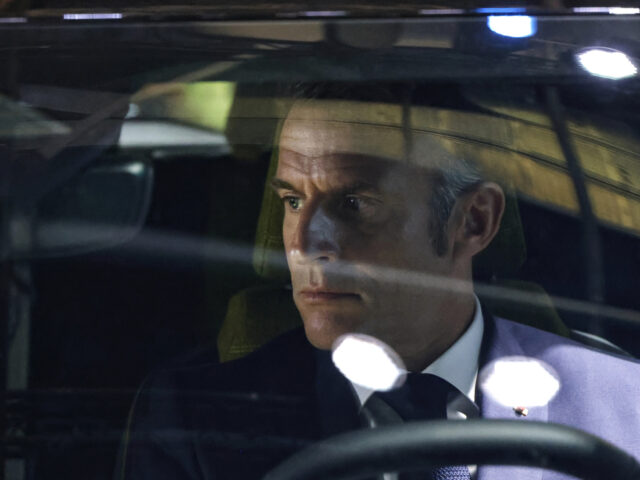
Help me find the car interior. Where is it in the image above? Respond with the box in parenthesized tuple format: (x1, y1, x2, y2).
(3, 10, 640, 480)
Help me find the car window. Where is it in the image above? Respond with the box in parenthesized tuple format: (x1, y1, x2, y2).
(2, 9, 640, 480)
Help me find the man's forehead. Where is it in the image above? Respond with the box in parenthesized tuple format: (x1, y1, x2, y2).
(279, 99, 458, 169)
(279, 101, 406, 161)
(276, 148, 396, 182)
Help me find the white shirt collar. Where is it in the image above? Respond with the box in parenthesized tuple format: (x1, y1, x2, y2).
(351, 295, 484, 407)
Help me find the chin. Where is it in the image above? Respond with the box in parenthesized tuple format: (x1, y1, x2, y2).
(300, 311, 362, 351)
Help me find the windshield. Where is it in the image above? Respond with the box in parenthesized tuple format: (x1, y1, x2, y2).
(2, 10, 640, 480)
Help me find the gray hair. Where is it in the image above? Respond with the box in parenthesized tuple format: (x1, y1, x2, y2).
(428, 156, 484, 256)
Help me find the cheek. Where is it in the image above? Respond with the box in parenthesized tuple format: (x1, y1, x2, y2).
(281, 216, 297, 253)
(397, 203, 439, 262)
(355, 216, 425, 267)
(353, 226, 444, 300)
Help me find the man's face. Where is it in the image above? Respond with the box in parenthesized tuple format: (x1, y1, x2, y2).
(273, 102, 470, 365)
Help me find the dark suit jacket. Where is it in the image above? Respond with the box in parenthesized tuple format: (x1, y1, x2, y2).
(118, 314, 640, 480)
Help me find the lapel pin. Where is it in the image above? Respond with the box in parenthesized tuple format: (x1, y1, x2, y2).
(513, 406, 529, 416)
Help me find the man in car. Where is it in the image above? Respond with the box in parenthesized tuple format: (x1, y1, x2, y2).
(119, 90, 640, 480)
(272, 97, 499, 374)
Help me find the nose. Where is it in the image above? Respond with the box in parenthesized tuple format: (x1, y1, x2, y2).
(291, 204, 341, 262)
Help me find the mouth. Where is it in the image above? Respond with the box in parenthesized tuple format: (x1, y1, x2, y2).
(298, 289, 361, 304)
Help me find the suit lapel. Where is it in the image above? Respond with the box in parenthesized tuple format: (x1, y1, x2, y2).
(477, 312, 547, 480)
(310, 313, 556, 479)
(314, 349, 361, 436)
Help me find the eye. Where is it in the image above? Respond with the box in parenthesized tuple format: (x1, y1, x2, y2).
(339, 195, 381, 221)
(283, 195, 303, 211)
(343, 195, 361, 211)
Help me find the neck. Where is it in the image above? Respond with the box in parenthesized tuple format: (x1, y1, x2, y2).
(401, 293, 476, 372)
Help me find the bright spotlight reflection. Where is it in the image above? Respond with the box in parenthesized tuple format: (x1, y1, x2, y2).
(608, 7, 640, 15)
(332, 334, 406, 391)
(479, 357, 560, 408)
(487, 15, 537, 38)
(577, 48, 638, 79)
(124, 163, 145, 175)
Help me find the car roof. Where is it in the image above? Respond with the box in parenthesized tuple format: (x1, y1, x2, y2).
(4, 0, 640, 20)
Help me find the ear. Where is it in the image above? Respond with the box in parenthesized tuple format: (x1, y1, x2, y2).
(450, 182, 505, 261)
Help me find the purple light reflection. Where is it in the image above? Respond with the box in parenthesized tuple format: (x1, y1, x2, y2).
(63, 13, 123, 20)
(301, 10, 347, 17)
(0, 17, 27, 23)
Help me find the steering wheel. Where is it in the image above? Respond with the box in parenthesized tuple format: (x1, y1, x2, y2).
(263, 420, 640, 480)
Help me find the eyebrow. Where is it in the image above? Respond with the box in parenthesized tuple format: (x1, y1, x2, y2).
(337, 181, 380, 195)
(270, 178, 298, 192)
(269, 178, 380, 195)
